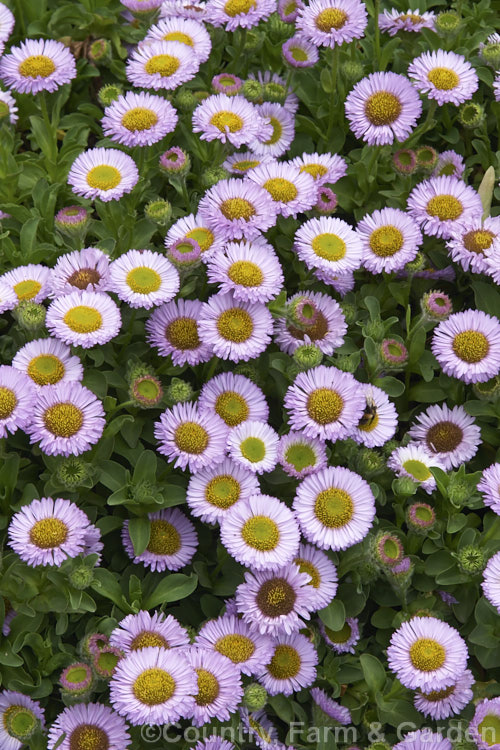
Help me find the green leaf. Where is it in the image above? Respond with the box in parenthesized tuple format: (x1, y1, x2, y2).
(133, 450, 157, 485)
(143, 573, 198, 609)
(473, 280, 500, 318)
(409, 380, 446, 402)
(318, 599, 345, 631)
(128, 517, 151, 557)
(20, 216, 41, 257)
(374, 376, 405, 398)
(360, 653, 386, 693)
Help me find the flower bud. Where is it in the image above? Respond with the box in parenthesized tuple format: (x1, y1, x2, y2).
(145, 199, 172, 226)
(393, 148, 417, 175)
(13, 301, 46, 333)
(293, 343, 323, 370)
(380, 338, 408, 367)
(407, 502, 436, 533)
(458, 102, 485, 130)
(166, 377, 194, 404)
(97, 83, 123, 107)
(421, 290, 452, 321)
(243, 683, 268, 711)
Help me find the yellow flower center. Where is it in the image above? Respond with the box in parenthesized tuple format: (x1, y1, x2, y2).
(263, 177, 298, 203)
(463, 229, 494, 254)
(186, 227, 214, 252)
(63, 305, 103, 333)
(267, 644, 301, 679)
(86, 165, 122, 191)
(126, 266, 162, 294)
(241, 515, 280, 550)
(67, 268, 102, 290)
(130, 631, 169, 650)
(402, 459, 431, 481)
(69, 724, 109, 750)
(314, 488, 354, 528)
(452, 330, 490, 363)
(399, 13, 423, 23)
(174, 421, 209, 454)
(215, 391, 249, 426)
(284, 443, 316, 472)
(13, 279, 42, 301)
(27, 354, 65, 386)
(210, 111, 244, 133)
(216, 308, 254, 342)
(121, 107, 158, 132)
(311, 233, 346, 261)
(421, 685, 455, 701)
(147, 519, 182, 555)
(227, 260, 264, 287)
(409, 638, 446, 671)
(133, 668, 176, 705)
(224, 0, 256, 16)
(19, 55, 56, 78)
(195, 669, 220, 705)
(369, 225, 404, 257)
(289, 46, 308, 62)
(145, 54, 180, 77)
(306, 388, 344, 425)
(163, 31, 193, 46)
(256, 578, 296, 617)
(294, 557, 320, 587)
(233, 160, 260, 172)
(43, 403, 84, 437)
(165, 317, 200, 350)
(240, 436, 266, 463)
(426, 421, 463, 453)
(205, 475, 241, 508)
(300, 163, 328, 179)
(29, 517, 68, 549)
(315, 7, 348, 31)
(427, 67, 460, 90)
(215, 634, 255, 663)
(477, 715, 500, 747)
(220, 198, 256, 220)
(364, 91, 402, 126)
(264, 117, 283, 145)
(0, 387, 17, 419)
(426, 195, 463, 221)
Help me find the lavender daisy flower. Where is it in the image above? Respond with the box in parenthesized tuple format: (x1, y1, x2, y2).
(109, 249, 179, 309)
(185, 647, 243, 727)
(291, 151, 347, 185)
(275, 291, 347, 356)
(478, 464, 500, 514)
(166, 212, 226, 261)
(387, 444, 445, 494)
(293, 466, 376, 551)
(212, 73, 243, 95)
(220, 493, 300, 570)
(447, 216, 500, 275)
(145, 17, 212, 62)
(8, 497, 97, 567)
(278, 431, 327, 479)
(240, 707, 280, 749)
(1, 263, 51, 303)
(259, 632, 317, 696)
(345, 72, 422, 145)
(0, 279, 17, 313)
(186, 457, 260, 524)
(47, 703, 130, 750)
(351, 384, 398, 448)
(311, 687, 352, 724)
(122, 0, 163, 10)
(381, 338, 408, 367)
(224, 151, 272, 175)
(248, 102, 295, 158)
(59, 663, 93, 698)
(50, 247, 110, 296)
(407, 176, 482, 240)
(68, 148, 139, 202)
(387, 616, 468, 690)
(0, 38, 76, 94)
(358, 207, 422, 273)
(293, 542, 338, 610)
(433, 150, 465, 178)
(315, 267, 355, 294)
(394, 731, 452, 750)
(160, 0, 208, 19)
(110, 646, 196, 726)
(102, 90, 178, 147)
(296, 0, 368, 48)
(408, 403, 481, 470)
(0, 89, 18, 124)
(0, 366, 35, 438)
(284, 365, 365, 441)
(431, 309, 500, 384)
(207, 241, 284, 304)
(320, 617, 360, 653)
(283, 35, 319, 68)
(408, 50, 478, 106)
(122, 508, 197, 572)
(235, 565, 315, 635)
(195, 739, 235, 750)
(414, 668, 474, 720)
(379, 8, 435, 35)
(154, 401, 228, 471)
(0, 690, 44, 750)
(0, 2, 14, 43)
(407, 502, 436, 533)
(46, 290, 121, 348)
(195, 614, 274, 675)
(12, 337, 83, 389)
(126, 40, 200, 90)
(227, 421, 279, 474)
(421, 290, 453, 321)
(206, 0, 275, 31)
(294, 216, 363, 274)
(278, 0, 304, 22)
(146, 298, 213, 365)
(198, 178, 278, 240)
(193, 94, 268, 147)
(494, 73, 500, 103)
(470, 698, 500, 750)
(110, 611, 190, 652)
(247, 161, 316, 218)
(198, 372, 269, 429)
(159, 146, 190, 174)
(482, 552, 500, 613)
(198, 293, 273, 362)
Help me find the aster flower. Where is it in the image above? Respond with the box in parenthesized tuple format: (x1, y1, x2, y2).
(379, 8, 435, 35)
(433, 150, 465, 178)
(387, 616, 468, 690)
(387, 444, 445, 494)
(278, 0, 304, 21)
(109, 249, 179, 309)
(0, 366, 35, 438)
(122, 0, 163, 10)
(478, 463, 500, 514)
(282, 35, 319, 68)
(275, 291, 347, 356)
(207, 240, 284, 304)
(206, 0, 276, 31)
(193, 94, 268, 147)
(8, 497, 99, 567)
(408, 50, 479, 106)
(351, 384, 398, 448)
(24, 382, 105, 457)
(227, 421, 279, 474)
(195, 739, 235, 750)
(185, 647, 243, 727)
(291, 151, 347, 186)
(0, 38, 76, 94)
(0, 2, 14, 43)
(284, 365, 365, 441)
(431, 309, 500, 384)
(278, 431, 327, 479)
(146, 298, 213, 366)
(59, 663, 94, 698)
(296, 0, 368, 48)
(154, 401, 228, 471)
(186, 457, 260, 524)
(0, 89, 18, 125)
(68, 148, 139, 202)
(160, 0, 209, 19)
(195, 614, 274, 676)
(294, 216, 363, 274)
(311, 687, 352, 724)
(122, 508, 197, 572)
(212, 72, 243, 95)
(407, 176, 483, 240)
(102, 90, 178, 147)
(220, 493, 300, 569)
(198, 372, 268, 429)
(224, 151, 273, 175)
(46, 290, 121, 348)
(0, 279, 17, 313)
(236, 564, 315, 636)
(12, 337, 83, 389)
(50, 247, 111, 297)
(407, 502, 436, 533)
(240, 707, 280, 749)
(198, 178, 278, 240)
(408, 403, 481, 470)
(293, 466, 376, 550)
(482, 552, 500, 613)
(447, 216, 500, 275)
(421, 290, 453, 321)
(470, 698, 500, 750)
(358, 207, 422, 274)
(293, 542, 338, 610)
(166, 212, 226, 261)
(110, 611, 189, 652)
(145, 17, 212, 62)
(248, 102, 295, 158)
(320, 616, 360, 654)
(414, 668, 474, 720)
(1, 263, 51, 303)
(394, 731, 452, 750)
(126, 40, 200, 90)
(0, 690, 45, 750)
(259, 632, 317, 696)
(47, 703, 130, 750)
(494, 73, 500, 103)
(247, 161, 316, 218)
